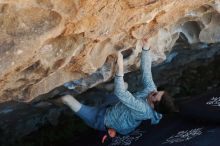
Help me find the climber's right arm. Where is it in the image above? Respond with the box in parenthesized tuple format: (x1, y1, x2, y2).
(114, 52, 147, 113)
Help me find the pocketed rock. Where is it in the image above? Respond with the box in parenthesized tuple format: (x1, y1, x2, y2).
(1, 0, 220, 102)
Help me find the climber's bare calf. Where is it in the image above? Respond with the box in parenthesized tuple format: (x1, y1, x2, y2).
(61, 95, 82, 113)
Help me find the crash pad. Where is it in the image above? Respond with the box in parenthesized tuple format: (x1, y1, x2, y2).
(177, 88, 220, 123)
(75, 115, 220, 146)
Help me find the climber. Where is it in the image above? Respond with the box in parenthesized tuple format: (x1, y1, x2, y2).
(60, 38, 177, 139)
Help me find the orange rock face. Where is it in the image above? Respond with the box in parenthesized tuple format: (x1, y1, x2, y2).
(0, 0, 220, 102)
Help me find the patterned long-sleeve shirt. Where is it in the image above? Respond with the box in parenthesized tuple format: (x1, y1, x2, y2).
(104, 49, 162, 135)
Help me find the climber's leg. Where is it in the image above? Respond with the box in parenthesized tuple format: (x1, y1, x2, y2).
(95, 90, 119, 105)
(61, 95, 106, 131)
(76, 104, 106, 131)
(61, 95, 82, 112)
(103, 93, 118, 104)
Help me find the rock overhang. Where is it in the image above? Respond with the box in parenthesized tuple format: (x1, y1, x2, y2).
(0, 0, 220, 102)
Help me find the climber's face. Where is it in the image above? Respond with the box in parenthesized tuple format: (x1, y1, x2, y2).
(147, 91, 165, 109)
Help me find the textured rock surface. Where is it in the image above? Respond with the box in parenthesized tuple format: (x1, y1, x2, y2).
(1, 0, 220, 102)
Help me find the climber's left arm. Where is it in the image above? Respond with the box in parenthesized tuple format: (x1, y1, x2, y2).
(140, 40, 157, 93)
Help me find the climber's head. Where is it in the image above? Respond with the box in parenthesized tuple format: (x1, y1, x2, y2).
(147, 91, 178, 114)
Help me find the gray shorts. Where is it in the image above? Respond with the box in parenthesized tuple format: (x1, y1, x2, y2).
(76, 104, 108, 131)
(74, 91, 119, 131)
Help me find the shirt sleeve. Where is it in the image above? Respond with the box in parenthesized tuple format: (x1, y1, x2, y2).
(141, 49, 157, 93)
(114, 76, 148, 113)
